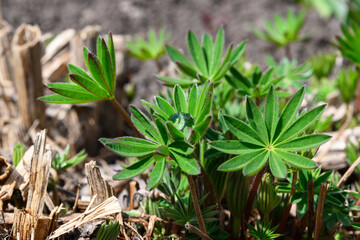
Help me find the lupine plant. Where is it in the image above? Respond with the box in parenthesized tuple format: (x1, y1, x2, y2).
(40, 26, 360, 239)
(253, 9, 307, 58)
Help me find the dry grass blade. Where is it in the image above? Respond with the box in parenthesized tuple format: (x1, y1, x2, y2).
(337, 156, 360, 188)
(49, 196, 121, 239)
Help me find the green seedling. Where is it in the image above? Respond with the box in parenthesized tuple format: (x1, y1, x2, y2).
(225, 66, 283, 100)
(52, 144, 87, 175)
(253, 9, 307, 58)
(40, 33, 142, 138)
(336, 67, 358, 104)
(247, 220, 282, 240)
(266, 56, 312, 89)
(126, 29, 169, 61)
(96, 221, 120, 240)
(307, 52, 337, 81)
(158, 28, 246, 86)
(41, 33, 117, 104)
(336, 22, 360, 67)
(210, 86, 330, 178)
(13, 143, 26, 167)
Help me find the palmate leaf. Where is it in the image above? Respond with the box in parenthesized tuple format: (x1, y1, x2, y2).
(160, 28, 246, 86)
(210, 85, 330, 178)
(100, 137, 159, 157)
(41, 33, 116, 104)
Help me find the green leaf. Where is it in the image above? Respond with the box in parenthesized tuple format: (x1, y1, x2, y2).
(169, 141, 194, 155)
(188, 84, 199, 116)
(274, 87, 305, 140)
(209, 140, 262, 154)
(166, 121, 185, 140)
(265, 85, 278, 140)
(83, 47, 91, 70)
(170, 150, 200, 175)
(173, 85, 188, 113)
(39, 94, 91, 104)
(130, 106, 161, 142)
(155, 96, 176, 117)
(275, 104, 326, 144)
(108, 32, 116, 89)
(276, 134, 331, 151)
(276, 150, 317, 169)
(165, 45, 194, 68)
(100, 38, 114, 95)
(188, 30, 208, 75)
(210, 28, 224, 76)
(69, 74, 110, 99)
(202, 33, 214, 65)
(154, 119, 169, 145)
(243, 151, 269, 176)
(68, 64, 93, 80)
(218, 150, 264, 172)
(87, 53, 110, 94)
(269, 151, 287, 178)
(113, 155, 155, 180)
(193, 115, 212, 136)
(246, 97, 269, 143)
(147, 158, 166, 190)
(229, 42, 246, 65)
(223, 115, 264, 145)
(156, 75, 199, 87)
(100, 137, 158, 157)
(47, 83, 103, 101)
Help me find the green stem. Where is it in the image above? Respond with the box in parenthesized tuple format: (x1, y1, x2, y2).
(232, 216, 241, 239)
(109, 98, 143, 138)
(187, 175, 208, 239)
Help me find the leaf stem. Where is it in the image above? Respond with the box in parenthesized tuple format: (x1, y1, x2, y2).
(277, 171, 298, 233)
(109, 98, 144, 138)
(187, 174, 208, 238)
(314, 182, 329, 240)
(185, 223, 213, 240)
(244, 167, 266, 222)
(285, 44, 292, 60)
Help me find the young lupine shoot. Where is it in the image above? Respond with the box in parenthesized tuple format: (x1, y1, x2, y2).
(40, 33, 143, 137)
(335, 22, 360, 67)
(100, 82, 213, 190)
(253, 9, 306, 48)
(248, 220, 282, 240)
(40, 33, 116, 104)
(126, 29, 170, 61)
(158, 28, 246, 86)
(210, 85, 331, 178)
(225, 66, 283, 99)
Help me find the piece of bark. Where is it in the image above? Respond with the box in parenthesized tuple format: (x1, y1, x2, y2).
(85, 160, 115, 206)
(0, 20, 15, 119)
(0, 145, 34, 201)
(49, 196, 121, 239)
(12, 130, 53, 240)
(12, 24, 45, 129)
(41, 28, 75, 65)
(42, 51, 70, 83)
(0, 20, 14, 84)
(69, 25, 100, 68)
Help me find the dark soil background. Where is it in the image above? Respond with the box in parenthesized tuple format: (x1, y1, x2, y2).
(2, 0, 341, 64)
